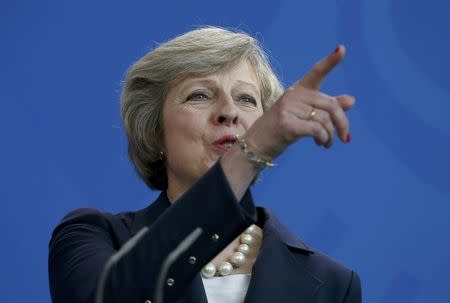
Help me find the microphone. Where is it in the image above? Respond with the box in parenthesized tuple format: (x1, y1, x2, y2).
(94, 226, 203, 303)
(155, 227, 203, 303)
(95, 226, 150, 303)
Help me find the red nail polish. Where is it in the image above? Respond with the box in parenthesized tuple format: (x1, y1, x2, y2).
(334, 45, 340, 54)
(346, 133, 351, 143)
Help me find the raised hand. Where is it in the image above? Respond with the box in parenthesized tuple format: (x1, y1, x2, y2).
(245, 45, 355, 161)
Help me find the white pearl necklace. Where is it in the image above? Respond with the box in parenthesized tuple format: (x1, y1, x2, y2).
(201, 225, 256, 278)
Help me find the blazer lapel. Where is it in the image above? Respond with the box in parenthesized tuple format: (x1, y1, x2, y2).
(129, 192, 171, 236)
(176, 274, 208, 303)
(130, 193, 209, 303)
(130, 195, 322, 303)
(243, 208, 323, 303)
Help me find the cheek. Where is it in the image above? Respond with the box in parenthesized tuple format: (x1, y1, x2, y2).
(163, 108, 207, 149)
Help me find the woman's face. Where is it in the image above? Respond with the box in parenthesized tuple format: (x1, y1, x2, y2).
(162, 61, 264, 197)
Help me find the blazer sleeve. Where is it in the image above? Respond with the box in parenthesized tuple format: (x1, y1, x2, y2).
(343, 270, 362, 303)
(48, 161, 257, 303)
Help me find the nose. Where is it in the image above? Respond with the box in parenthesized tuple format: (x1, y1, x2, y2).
(212, 97, 239, 126)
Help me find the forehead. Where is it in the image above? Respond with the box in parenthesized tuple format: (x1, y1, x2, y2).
(173, 61, 260, 93)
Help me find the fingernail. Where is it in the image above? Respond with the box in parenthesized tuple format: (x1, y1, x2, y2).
(345, 133, 351, 143)
(334, 45, 340, 54)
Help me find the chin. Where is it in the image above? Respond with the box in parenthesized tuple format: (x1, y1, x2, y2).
(197, 156, 219, 176)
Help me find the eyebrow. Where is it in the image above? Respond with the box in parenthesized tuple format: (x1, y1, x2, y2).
(235, 80, 259, 94)
(181, 79, 216, 89)
(180, 79, 259, 94)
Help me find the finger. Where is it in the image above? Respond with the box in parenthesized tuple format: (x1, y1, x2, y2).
(301, 106, 335, 148)
(295, 45, 346, 90)
(294, 119, 329, 147)
(289, 105, 330, 147)
(313, 136, 332, 148)
(305, 93, 350, 142)
(313, 109, 335, 148)
(336, 95, 356, 111)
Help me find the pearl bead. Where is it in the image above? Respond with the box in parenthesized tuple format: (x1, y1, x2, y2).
(230, 252, 246, 266)
(201, 262, 216, 278)
(244, 225, 256, 235)
(240, 233, 254, 246)
(202, 228, 256, 279)
(218, 262, 233, 276)
(237, 243, 250, 255)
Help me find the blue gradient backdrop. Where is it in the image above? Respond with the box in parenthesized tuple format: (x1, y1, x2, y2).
(2, 1, 449, 302)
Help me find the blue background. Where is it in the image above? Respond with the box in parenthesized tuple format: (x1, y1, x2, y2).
(2, 0, 450, 302)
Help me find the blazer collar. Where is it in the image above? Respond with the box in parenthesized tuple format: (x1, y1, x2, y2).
(131, 192, 322, 303)
(131, 192, 313, 254)
(130, 191, 171, 236)
(257, 207, 314, 254)
(240, 207, 321, 302)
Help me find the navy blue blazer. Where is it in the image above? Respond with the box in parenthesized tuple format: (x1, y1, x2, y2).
(48, 161, 361, 303)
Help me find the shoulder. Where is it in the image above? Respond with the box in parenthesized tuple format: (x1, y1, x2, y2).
(260, 206, 361, 301)
(53, 207, 133, 232)
(304, 248, 357, 283)
(291, 247, 361, 302)
(50, 207, 137, 249)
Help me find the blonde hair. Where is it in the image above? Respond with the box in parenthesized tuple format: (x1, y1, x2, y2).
(121, 26, 283, 190)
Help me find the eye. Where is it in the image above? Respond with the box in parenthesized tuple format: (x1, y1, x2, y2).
(238, 94, 257, 106)
(186, 91, 210, 102)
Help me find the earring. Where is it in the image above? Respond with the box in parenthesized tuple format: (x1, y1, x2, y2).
(159, 151, 164, 160)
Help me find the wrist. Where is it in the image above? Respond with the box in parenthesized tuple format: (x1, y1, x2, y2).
(234, 135, 276, 170)
(220, 143, 259, 201)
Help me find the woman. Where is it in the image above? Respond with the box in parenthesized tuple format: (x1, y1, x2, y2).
(49, 27, 361, 303)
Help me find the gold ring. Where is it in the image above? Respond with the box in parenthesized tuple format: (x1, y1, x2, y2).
(308, 107, 316, 120)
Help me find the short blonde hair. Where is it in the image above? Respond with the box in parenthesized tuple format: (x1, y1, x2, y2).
(121, 26, 283, 190)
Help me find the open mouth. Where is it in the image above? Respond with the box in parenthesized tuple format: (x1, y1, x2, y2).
(213, 135, 237, 151)
(221, 141, 234, 148)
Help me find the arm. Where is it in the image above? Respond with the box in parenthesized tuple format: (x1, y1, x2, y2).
(48, 161, 257, 303)
(221, 46, 354, 202)
(343, 271, 362, 303)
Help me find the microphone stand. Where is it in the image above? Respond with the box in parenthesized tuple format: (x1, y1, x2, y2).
(154, 227, 203, 303)
(95, 226, 203, 303)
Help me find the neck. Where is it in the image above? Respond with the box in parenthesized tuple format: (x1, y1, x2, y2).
(166, 176, 192, 203)
(166, 185, 182, 204)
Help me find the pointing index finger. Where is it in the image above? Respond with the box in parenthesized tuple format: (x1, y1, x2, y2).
(295, 45, 346, 90)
